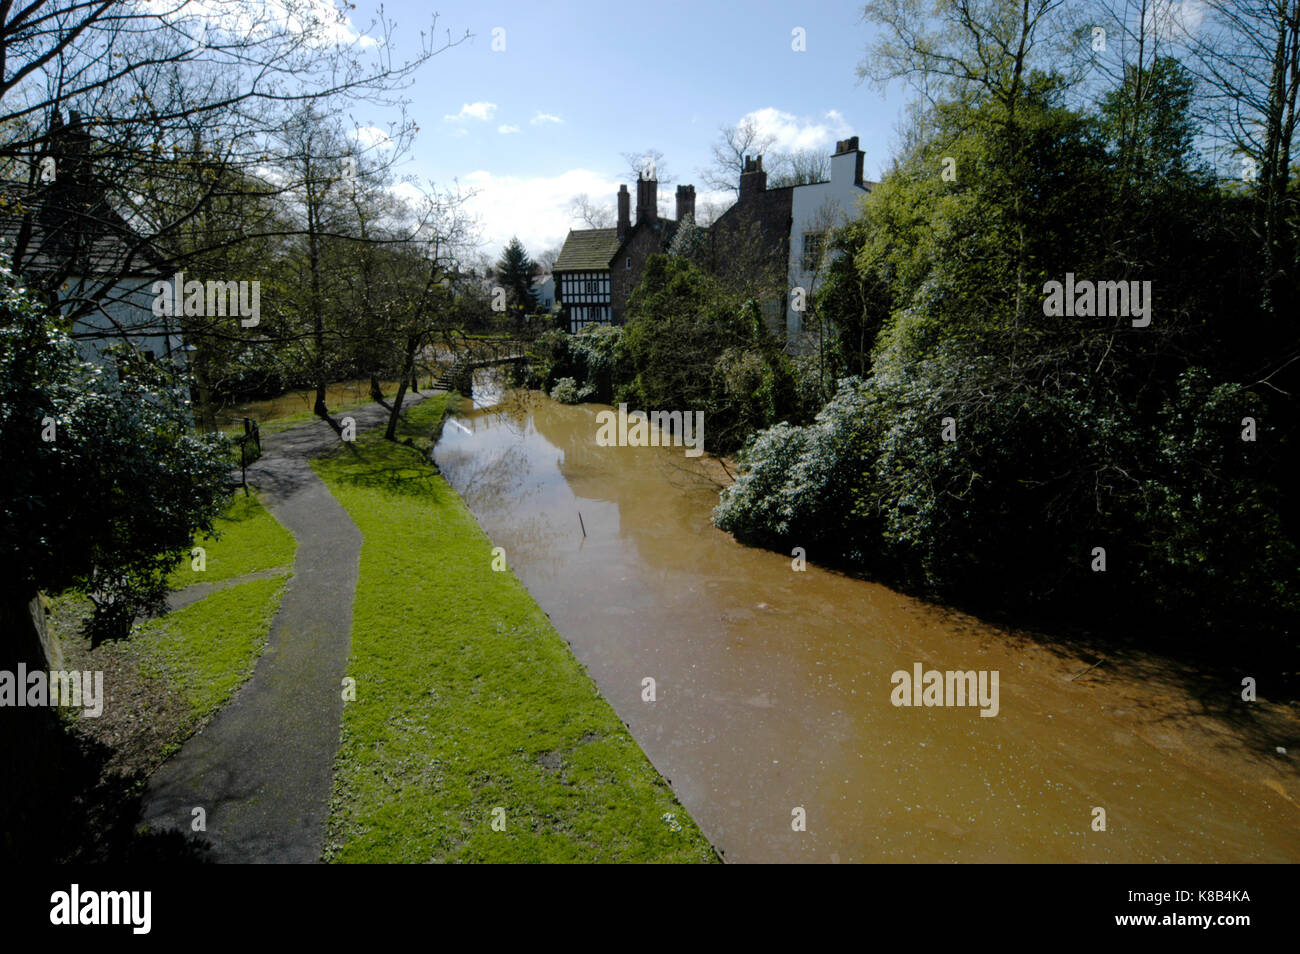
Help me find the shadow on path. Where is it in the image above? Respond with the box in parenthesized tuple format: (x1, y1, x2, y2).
(139, 394, 429, 862)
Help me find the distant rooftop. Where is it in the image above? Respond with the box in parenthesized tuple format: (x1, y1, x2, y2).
(554, 228, 622, 271)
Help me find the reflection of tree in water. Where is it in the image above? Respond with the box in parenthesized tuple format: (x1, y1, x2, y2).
(438, 391, 561, 519)
(441, 387, 738, 579)
(528, 398, 720, 496)
(523, 396, 731, 577)
(470, 366, 510, 409)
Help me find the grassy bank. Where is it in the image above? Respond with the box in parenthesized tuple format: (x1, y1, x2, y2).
(315, 396, 715, 863)
(215, 379, 404, 437)
(167, 493, 297, 587)
(31, 495, 295, 859)
(54, 493, 296, 773)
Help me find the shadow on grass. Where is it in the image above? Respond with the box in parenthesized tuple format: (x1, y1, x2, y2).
(312, 403, 458, 502)
(1, 706, 213, 863)
(315, 446, 449, 502)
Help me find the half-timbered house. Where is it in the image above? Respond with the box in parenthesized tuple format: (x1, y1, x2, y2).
(553, 176, 696, 333)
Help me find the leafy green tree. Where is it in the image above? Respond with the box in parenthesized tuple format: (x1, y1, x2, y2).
(1, 271, 230, 660)
(715, 31, 1300, 651)
(814, 218, 888, 379)
(621, 255, 801, 451)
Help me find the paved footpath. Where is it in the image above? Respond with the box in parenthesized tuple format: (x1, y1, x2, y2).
(140, 394, 431, 862)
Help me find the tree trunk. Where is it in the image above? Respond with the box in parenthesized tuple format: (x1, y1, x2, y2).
(369, 374, 392, 411)
(385, 379, 408, 441)
(385, 336, 419, 441)
(191, 345, 218, 431)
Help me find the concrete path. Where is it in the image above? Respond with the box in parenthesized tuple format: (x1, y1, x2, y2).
(140, 394, 431, 862)
(164, 569, 288, 614)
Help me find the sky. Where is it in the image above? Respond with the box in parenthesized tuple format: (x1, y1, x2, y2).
(337, 0, 910, 262)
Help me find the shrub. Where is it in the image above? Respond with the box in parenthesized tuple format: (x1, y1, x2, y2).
(0, 274, 231, 648)
(549, 377, 594, 405)
(714, 377, 881, 563)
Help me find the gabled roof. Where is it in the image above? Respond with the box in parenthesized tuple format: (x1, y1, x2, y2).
(0, 180, 171, 281)
(554, 228, 622, 271)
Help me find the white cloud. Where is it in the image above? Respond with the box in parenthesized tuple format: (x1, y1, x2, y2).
(459, 168, 624, 260)
(741, 107, 852, 153)
(389, 181, 426, 205)
(444, 101, 498, 122)
(531, 112, 563, 125)
(1143, 0, 1206, 41)
(498, 124, 521, 135)
(353, 125, 393, 149)
(145, 0, 379, 49)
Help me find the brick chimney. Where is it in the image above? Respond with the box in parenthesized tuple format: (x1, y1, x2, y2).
(675, 184, 695, 222)
(635, 174, 657, 224)
(739, 155, 767, 198)
(617, 184, 630, 237)
(44, 110, 94, 197)
(831, 136, 864, 186)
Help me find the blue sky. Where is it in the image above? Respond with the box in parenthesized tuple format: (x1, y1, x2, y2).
(343, 0, 909, 261)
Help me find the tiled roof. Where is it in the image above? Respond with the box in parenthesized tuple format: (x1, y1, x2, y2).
(554, 228, 621, 271)
(0, 180, 170, 280)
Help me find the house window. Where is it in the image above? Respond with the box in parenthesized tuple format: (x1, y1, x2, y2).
(802, 232, 826, 272)
(625, 257, 631, 270)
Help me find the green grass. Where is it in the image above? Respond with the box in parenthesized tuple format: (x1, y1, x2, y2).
(137, 575, 288, 753)
(169, 493, 297, 588)
(314, 397, 715, 863)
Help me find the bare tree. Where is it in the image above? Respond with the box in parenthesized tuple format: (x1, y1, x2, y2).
(379, 183, 476, 439)
(0, 1, 469, 340)
(620, 147, 673, 184)
(769, 148, 832, 187)
(567, 192, 613, 228)
(1182, 0, 1300, 316)
(536, 245, 560, 272)
(702, 118, 775, 194)
(693, 196, 726, 227)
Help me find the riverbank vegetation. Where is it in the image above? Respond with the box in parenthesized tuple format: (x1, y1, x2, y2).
(529, 258, 820, 451)
(716, 11, 1300, 663)
(314, 397, 715, 862)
